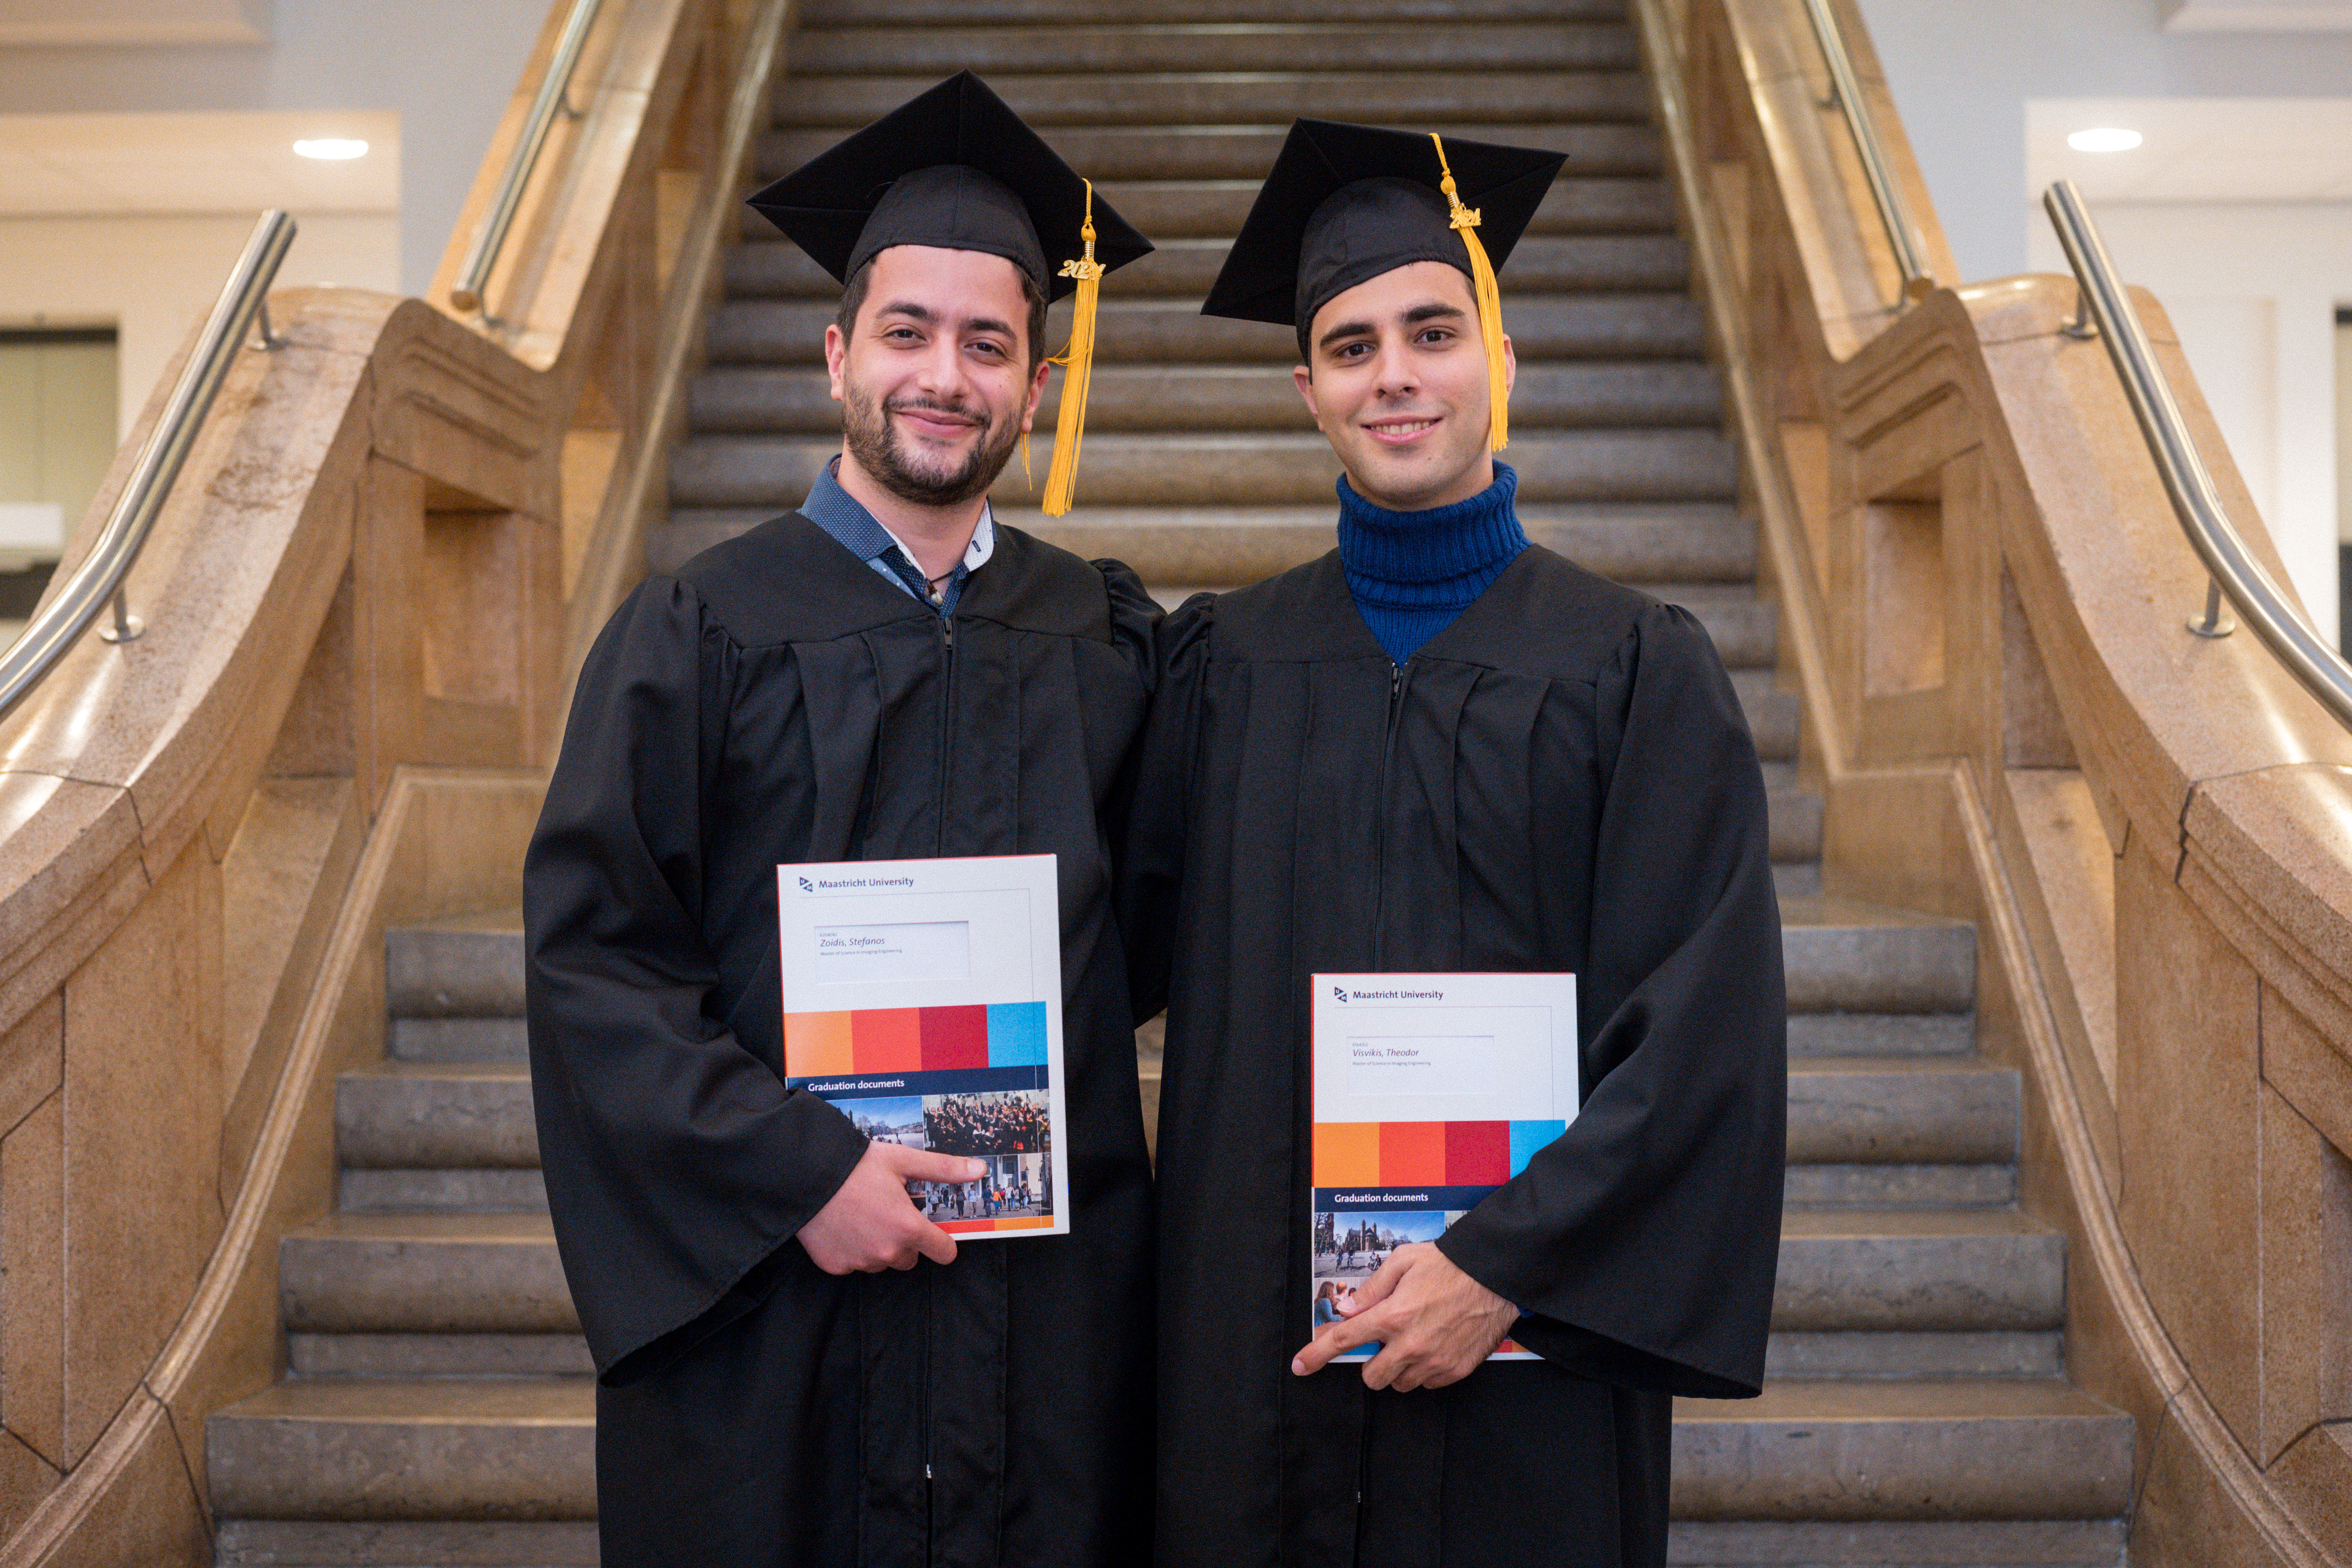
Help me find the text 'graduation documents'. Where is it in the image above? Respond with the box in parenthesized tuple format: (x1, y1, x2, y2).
(1311, 972, 1579, 1359)
(778, 855, 1068, 1239)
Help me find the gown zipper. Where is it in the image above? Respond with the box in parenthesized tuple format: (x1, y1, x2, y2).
(1347, 660, 1412, 1562)
(925, 605, 955, 1563)
(1370, 661, 1410, 969)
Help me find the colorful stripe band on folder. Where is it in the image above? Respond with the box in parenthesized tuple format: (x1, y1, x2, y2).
(1311, 1119, 1568, 1187)
(940, 1215, 1056, 1235)
(784, 1001, 1049, 1077)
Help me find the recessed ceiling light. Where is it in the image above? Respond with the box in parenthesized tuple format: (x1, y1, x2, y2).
(293, 138, 369, 161)
(2067, 128, 2143, 153)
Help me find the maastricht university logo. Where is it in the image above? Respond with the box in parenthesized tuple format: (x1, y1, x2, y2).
(797, 876, 813, 892)
(1332, 985, 1348, 1003)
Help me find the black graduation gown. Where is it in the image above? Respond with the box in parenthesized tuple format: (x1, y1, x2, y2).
(525, 512, 1158, 1567)
(1123, 547, 1786, 1568)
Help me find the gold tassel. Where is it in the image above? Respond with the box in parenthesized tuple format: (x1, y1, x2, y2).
(1020, 429, 1033, 491)
(1042, 179, 1104, 517)
(1430, 132, 1509, 453)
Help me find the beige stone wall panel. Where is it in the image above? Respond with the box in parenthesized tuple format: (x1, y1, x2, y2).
(2256, 1075, 2352, 1467)
(2, 1094, 64, 1469)
(23, 1392, 206, 1568)
(215, 777, 363, 1204)
(2113, 843, 2265, 1451)
(59, 841, 222, 1466)
(1995, 768, 2122, 1188)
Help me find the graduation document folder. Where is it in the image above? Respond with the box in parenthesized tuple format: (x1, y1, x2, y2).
(1310, 973, 1579, 1361)
(778, 854, 1068, 1239)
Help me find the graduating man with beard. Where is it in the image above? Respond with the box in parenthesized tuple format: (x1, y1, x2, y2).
(1124, 121, 1787, 1566)
(526, 73, 1158, 1565)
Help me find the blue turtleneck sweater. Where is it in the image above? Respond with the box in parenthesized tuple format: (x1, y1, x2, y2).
(1337, 461, 1529, 666)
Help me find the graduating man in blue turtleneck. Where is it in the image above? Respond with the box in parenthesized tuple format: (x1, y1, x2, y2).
(1122, 122, 1787, 1568)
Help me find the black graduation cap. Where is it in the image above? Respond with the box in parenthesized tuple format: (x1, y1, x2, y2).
(1201, 120, 1563, 448)
(744, 71, 1149, 513)
(745, 70, 1150, 304)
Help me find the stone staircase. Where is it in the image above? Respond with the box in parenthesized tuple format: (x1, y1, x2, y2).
(205, 0, 2134, 1562)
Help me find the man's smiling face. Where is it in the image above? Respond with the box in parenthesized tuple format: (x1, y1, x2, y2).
(826, 243, 1050, 508)
(1293, 260, 1513, 513)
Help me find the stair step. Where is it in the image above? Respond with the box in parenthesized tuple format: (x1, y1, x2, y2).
(705, 292, 1706, 367)
(1753, 765, 1821, 863)
(1788, 1012, 1975, 1057)
(1763, 1330, 2062, 1382)
(1731, 669, 1796, 761)
(281, 1214, 574, 1335)
(339, 1063, 536, 1170)
(686, 360, 1723, 435)
(289, 1332, 593, 1380)
(1785, 1057, 2017, 1166)
(735, 230, 1687, 300)
(1669, 1380, 2132, 1520)
(761, 123, 1665, 185)
(342, 1168, 547, 1214)
(215, 1520, 601, 1567)
(280, 1327, 2060, 1386)
(1663, 1517, 2128, 1565)
(1784, 1163, 2015, 1210)
(207, 1380, 2129, 1529)
(390, 901, 1964, 1101)
(669, 429, 1736, 512)
(350, 1163, 2023, 1220)
(1779, 897, 1976, 1015)
(772, 70, 1653, 129)
(800, 0, 1632, 22)
(1773, 1209, 2062, 1333)
(655, 500, 1753, 587)
(391, 1016, 528, 1063)
(743, 174, 1660, 247)
(1623, 581, 1776, 668)
(388, 914, 523, 1019)
(207, 1379, 596, 1522)
(282, 1205, 2051, 1338)
(790, 22, 1639, 75)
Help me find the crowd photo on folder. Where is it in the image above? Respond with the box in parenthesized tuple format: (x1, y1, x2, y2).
(525, 66, 1785, 1568)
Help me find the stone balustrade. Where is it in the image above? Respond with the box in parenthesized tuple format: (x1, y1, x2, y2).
(0, 0, 778, 1554)
(1643, 0, 2352, 1555)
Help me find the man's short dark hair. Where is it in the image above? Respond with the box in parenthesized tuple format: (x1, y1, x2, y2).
(836, 254, 1051, 371)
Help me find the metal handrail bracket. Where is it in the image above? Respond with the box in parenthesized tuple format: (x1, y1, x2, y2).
(2043, 178, 2352, 729)
(1796, 0, 1935, 304)
(449, 0, 605, 316)
(0, 209, 296, 724)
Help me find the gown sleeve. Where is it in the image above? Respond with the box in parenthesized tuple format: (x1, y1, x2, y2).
(1434, 601, 1787, 1399)
(1113, 592, 1217, 1027)
(524, 576, 870, 1386)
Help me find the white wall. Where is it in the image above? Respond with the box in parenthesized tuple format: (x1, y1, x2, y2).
(1852, 2, 2352, 642)
(0, 213, 397, 445)
(1853, 0, 2352, 280)
(2025, 203, 2352, 644)
(0, 0, 547, 293)
(2339, 318, 2352, 554)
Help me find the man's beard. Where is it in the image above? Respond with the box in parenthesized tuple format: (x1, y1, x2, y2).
(842, 382, 1021, 508)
